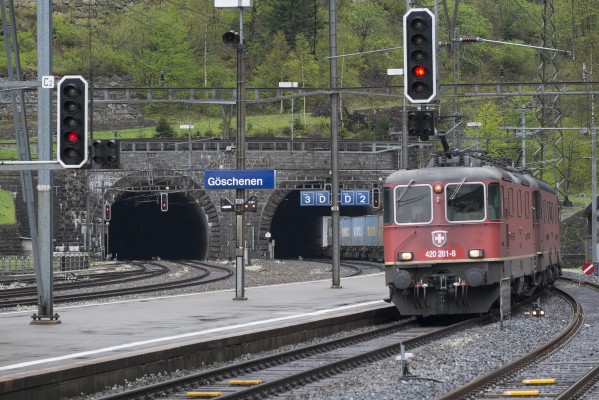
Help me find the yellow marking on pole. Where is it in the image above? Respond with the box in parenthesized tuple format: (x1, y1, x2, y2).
(229, 379, 263, 386)
(522, 378, 556, 385)
(186, 391, 223, 397)
(502, 390, 540, 396)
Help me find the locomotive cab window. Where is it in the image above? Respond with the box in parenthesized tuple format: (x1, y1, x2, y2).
(394, 184, 432, 224)
(446, 182, 485, 222)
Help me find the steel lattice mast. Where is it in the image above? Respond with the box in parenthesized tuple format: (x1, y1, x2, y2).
(534, 0, 566, 197)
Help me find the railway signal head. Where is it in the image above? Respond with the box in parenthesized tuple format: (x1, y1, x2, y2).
(92, 139, 120, 167)
(222, 30, 240, 46)
(244, 195, 258, 212)
(372, 188, 380, 208)
(104, 203, 111, 221)
(531, 306, 545, 317)
(57, 76, 88, 168)
(403, 9, 437, 103)
(407, 110, 435, 140)
(160, 193, 168, 212)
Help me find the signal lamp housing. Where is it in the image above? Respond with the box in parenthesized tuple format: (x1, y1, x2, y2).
(403, 9, 437, 103)
(57, 76, 88, 168)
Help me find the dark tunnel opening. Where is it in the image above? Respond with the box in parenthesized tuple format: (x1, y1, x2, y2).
(108, 192, 208, 260)
(269, 190, 370, 259)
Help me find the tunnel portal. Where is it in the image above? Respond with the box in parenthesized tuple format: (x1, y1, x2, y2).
(269, 190, 370, 259)
(108, 192, 208, 260)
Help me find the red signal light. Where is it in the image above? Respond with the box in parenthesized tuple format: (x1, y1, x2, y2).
(65, 131, 79, 143)
(414, 66, 426, 78)
(160, 193, 168, 212)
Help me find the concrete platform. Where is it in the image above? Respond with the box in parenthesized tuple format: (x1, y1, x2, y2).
(0, 273, 396, 400)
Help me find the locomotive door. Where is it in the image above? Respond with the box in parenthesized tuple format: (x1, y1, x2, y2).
(532, 191, 541, 251)
(504, 186, 511, 254)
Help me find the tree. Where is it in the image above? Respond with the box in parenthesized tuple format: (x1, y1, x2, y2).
(155, 117, 175, 138)
(258, 0, 323, 52)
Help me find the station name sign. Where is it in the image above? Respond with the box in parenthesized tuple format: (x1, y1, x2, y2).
(204, 170, 276, 189)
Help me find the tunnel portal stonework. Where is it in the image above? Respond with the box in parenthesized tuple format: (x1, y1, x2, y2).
(6, 140, 421, 260)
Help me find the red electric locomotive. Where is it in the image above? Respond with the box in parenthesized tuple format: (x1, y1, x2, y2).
(383, 155, 561, 315)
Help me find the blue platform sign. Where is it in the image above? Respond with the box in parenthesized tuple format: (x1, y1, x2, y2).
(205, 170, 276, 189)
(341, 190, 370, 206)
(300, 191, 330, 206)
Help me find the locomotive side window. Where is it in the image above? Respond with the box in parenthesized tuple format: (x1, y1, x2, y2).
(394, 185, 432, 224)
(517, 190, 522, 217)
(533, 191, 542, 222)
(446, 182, 485, 222)
(487, 182, 501, 221)
(383, 187, 393, 225)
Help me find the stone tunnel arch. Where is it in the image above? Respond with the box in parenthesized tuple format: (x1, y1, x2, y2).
(102, 173, 220, 260)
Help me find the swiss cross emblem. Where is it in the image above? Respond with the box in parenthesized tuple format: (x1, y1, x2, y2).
(432, 230, 447, 247)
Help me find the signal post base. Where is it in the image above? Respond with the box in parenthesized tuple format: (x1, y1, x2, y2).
(30, 313, 61, 325)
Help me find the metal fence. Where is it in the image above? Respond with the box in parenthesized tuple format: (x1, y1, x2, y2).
(1, 256, 33, 275)
(0, 253, 90, 275)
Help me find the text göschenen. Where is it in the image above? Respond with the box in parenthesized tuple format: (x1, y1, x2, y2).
(207, 177, 264, 187)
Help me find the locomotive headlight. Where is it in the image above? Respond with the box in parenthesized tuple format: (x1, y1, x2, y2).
(433, 183, 443, 193)
(468, 249, 484, 259)
(398, 252, 413, 261)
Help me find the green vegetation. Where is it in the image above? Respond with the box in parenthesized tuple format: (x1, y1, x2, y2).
(2, 0, 599, 200)
(0, 189, 16, 225)
(93, 113, 332, 140)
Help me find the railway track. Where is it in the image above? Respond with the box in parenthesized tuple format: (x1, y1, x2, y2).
(0, 259, 378, 310)
(340, 260, 384, 276)
(0, 262, 161, 300)
(439, 277, 599, 400)
(92, 314, 497, 400)
(0, 260, 232, 309)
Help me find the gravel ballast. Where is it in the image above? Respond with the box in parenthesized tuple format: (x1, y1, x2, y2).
(58, 261, 597, 400)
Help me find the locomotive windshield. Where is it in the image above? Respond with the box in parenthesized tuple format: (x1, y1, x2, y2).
(394, 184, 432, 224)
(446, 182, 485, 222)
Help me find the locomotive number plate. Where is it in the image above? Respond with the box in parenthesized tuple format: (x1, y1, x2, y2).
(425, 249, 457, 258)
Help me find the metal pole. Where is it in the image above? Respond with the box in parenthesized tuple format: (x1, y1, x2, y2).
(591, 76, 597, 276)
(521, 104, 527, 168)
(234, 7, 247, 300)
(33, 0, 58, 323)
(592, 122, 597, 274)
(291, 93, 294, 152)
(402, 96, 408, 169)
(329, 0, 341, 288)
(584, 63, 597, 276)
